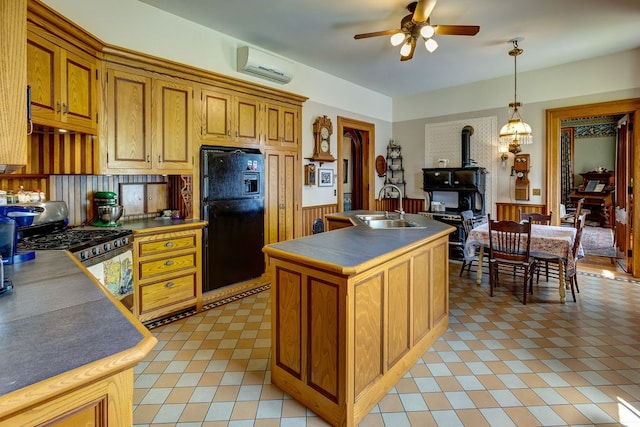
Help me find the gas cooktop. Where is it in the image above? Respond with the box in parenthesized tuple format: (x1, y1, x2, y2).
(19, 227, 131, 252)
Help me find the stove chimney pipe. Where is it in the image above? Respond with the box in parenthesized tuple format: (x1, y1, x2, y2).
(461, 125, 474, 167)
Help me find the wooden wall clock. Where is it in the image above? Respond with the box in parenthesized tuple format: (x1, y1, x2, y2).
(513, 153, 530, 200)
(306, 115, 335, 164)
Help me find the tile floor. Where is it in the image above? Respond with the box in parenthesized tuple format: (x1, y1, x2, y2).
(133, 262, 640, 426)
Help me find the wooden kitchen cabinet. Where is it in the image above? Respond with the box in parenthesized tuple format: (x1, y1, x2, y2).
(0, 0, 28, 173)
(102, 65, 193, 174)
(26, 29, 98, 134)
(132, 224, 204, 323)
(265, 101, 300, 148)
(265, 149, 301, 244)
(200, 87, 261, 145)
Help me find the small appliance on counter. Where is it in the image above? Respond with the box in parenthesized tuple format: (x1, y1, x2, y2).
(0, 206, 38, 264)
(91, 191, 124, 227)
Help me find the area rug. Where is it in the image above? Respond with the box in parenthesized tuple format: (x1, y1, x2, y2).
(581, 225, 616, 258)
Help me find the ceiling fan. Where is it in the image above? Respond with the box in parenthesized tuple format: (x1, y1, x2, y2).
(354, 0, 480, 61)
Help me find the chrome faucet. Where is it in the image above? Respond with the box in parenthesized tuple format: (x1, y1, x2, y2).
(378, 184, 404, 219)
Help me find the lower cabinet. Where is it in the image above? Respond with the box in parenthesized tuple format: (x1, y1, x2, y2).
(133, 224, 204, 323)
(0, 369, 133, 427)
(267, 234, 450, 426)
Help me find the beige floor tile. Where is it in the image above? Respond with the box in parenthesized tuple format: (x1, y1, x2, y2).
(165, 386, 194, 403)
(133, 404, 161, 424)
(422, 392, 452, 410)
(178, 402, 210, 422)
(230, 400, 258, 419)
(457, 409, 491, 426)
(503, 406, 545, 426)
(212, 385, 240, 401)
(377, 394, 405, 412)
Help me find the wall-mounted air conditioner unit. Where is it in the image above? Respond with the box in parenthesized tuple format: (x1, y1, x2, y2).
(236, 46, 293, 84)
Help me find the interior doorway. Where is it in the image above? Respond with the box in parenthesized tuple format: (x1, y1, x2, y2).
(336, 117, 375, 212)
(546, 98, 640, 277)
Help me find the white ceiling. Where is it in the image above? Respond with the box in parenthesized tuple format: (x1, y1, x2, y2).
(139, 0, 640, 98)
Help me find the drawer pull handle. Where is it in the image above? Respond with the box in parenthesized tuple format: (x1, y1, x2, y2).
(165, 260, 174, 266)
(165, 281, 175, 288)
(165, 241, 174, 248)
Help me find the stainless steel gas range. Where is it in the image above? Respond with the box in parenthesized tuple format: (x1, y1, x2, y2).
(16, 201, 134, 307)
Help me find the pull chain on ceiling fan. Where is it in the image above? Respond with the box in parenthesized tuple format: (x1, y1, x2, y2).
(354, 0, 480, 61)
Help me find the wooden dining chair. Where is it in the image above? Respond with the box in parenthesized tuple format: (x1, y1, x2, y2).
(487, 214, 538, 304)
(519, 211, 552, 225)
(535, 213, 586, 301)
(520, 211, 552, 279)
(459, 210, 478, 276)
(561, 198, 585, 228)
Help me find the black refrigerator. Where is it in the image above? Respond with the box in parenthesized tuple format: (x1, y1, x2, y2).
(201, 146, 265, 292)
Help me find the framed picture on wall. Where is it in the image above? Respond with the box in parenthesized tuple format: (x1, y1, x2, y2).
(318, 168, 333, 187)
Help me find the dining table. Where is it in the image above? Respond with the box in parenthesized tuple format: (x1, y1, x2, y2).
(464, 222, 583, 303)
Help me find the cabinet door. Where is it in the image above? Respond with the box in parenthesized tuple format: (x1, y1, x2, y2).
(61, 48, 97, 131)
(0, 0, 27, 171)
(265, 102, 299, 147)
(200, 88, 232, 142)
(27, 31, 59, 124)
(105, 68, 152, 170)
(265, 150, 299, 244)
(234, 94, 261, 143)
(152, 79, 193, 171)
(27, 31, 97, 133)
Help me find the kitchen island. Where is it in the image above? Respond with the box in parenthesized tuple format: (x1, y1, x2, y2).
(0, 251, 156, 426)
(263, 211, 454, 427)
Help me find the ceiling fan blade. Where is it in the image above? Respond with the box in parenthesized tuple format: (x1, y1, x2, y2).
(434, 25, 480, 36)
(412, 0, 437, 24)
(354, 29, 399, 40)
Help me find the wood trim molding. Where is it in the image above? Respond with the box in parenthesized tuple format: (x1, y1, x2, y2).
(546, 98, 640, 277)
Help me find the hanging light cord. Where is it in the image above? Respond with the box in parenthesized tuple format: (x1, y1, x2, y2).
(509, 40, 523, 110)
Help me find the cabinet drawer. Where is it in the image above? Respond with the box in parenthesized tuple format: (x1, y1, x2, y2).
(139, 253, 195, 278)
(139, 235, 195, 256)
(140, 274, 196, 312)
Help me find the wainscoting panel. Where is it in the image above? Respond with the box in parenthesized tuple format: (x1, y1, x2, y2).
(302, 204, 338, 236)
(301, 198, 426, 236)
(375, 198, 425, 215)
(495, 202, 546, 222)
(29, 129, 96, 175)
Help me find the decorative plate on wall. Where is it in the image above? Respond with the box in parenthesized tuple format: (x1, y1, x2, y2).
(375, 155, 386, 177)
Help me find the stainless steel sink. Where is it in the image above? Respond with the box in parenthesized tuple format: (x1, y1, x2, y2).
(361, 219, 426, 229)
(355, 214, 389, 221)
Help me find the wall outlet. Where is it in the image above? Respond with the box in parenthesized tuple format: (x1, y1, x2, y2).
(532, 188, 541, 196)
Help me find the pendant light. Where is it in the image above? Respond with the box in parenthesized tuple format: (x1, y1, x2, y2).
(499, 39, 532, 154)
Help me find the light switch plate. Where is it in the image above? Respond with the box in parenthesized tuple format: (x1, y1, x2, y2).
(532, 188, 541, 196)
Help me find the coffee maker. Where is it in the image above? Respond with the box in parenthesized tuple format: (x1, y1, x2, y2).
(90, 191, 124, 227)
(0, 206, 36, 264)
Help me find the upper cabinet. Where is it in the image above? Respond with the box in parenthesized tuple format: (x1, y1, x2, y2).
(26, 28, 98, 134)
(265, 101, 299, 148)
(100, 65, 193, 174)
(200, 88, 261, 145)
(0, 0, 28, 173)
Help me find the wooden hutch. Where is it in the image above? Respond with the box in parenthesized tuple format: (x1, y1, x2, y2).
(568, 170, 615, 227)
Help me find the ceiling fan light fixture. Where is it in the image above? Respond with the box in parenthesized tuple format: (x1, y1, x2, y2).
(419, 24, 435, 38)
(400, 39, 413, 57)
(424, 37, 438, 52)
(390, 32, 406, 46)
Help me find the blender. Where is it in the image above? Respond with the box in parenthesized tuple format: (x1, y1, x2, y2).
(0, 206, 37, 264)
(91, 191, 124, 227)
